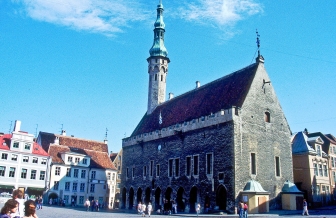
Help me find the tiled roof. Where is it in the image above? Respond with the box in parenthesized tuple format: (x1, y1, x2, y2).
(38, 132, 108, 153)
(32, 142, 49, 156)
(131, 63, 258, 136)
(0, 134, 11, 150)
(48, 144, 116, 170)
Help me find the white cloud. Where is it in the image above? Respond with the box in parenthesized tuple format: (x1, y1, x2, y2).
(176, 0, 263, 26)
(14, 0, 150, 36)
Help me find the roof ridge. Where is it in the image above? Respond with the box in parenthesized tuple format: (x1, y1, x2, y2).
(157, 63, 257, 108)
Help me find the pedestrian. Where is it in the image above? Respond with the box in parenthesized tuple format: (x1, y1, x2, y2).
(172, 201, 177, 214)
(1, 199, 19, 218)
(195, 202, 201, 216)
(38, 196, 43, 210)
(49, 198, 52, 206)
(95, 200, 99, 211)
(239, 201, 244, 218)
(137, 202, 142, 214)
(243, 202, 248, 218)
(23, 200, 38, 218)
(302, 199, 309, 216)
(84, 199, 90, 211)
(91, 200, 95, 211)
(147, 202, 152, 217)
(12, 189, 25, 218)
(71, 198, 75, 207)
(141, 203, 146, 217)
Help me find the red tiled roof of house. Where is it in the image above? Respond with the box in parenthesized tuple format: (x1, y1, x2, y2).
(32, 142, 49, 156)
(0, 134, 11, 150)
(38, 132, 108, 154)
(48, 144, 116, 170)
(131, 63, 258, 136)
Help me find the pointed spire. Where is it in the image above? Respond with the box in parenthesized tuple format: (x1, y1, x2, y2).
(149, 0, 168, 58)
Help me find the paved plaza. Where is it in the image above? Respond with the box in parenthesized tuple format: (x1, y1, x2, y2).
(1, 199, 336, 218)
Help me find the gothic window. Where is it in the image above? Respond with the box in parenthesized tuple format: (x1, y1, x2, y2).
(265, 111, 270, 123)
(251, 153, 256, 175)
(143, 166, 147, 177)
(206, 153, 213, 175)
(168, 159, 173, 177)
(150, 161, 154, 177)
(126, 168, 129, 178)
(155, 74, 157, 81)
(175, 158, 180, 177)
(132, 167, 135, 178)
(275, 156, 281, 177)
(161, 75, 163, 81)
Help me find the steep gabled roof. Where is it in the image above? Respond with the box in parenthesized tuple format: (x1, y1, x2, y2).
(48, 144, 116, 170)
(291, 132, 316, 155)
(38, 132, 108, 153)
(131, 63, 259, 136)
(32, 142, 49, 156)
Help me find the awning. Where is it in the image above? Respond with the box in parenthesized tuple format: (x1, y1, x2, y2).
(0, 185, 15, 189)
(26, 187, 45, 191)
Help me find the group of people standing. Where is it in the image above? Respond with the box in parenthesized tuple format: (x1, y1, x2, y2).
(239, 201, 248, 218)
(137, 202, 153, 217)
(0, 189, 38, 218)
(34, 196, 43, 210)
(84, 199, 101, 212)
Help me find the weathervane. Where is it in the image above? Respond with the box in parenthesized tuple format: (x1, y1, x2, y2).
(105, 128, 108, 140)
(256, 29, 260, 57)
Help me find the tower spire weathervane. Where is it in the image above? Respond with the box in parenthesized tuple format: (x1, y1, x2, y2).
(256, 29, 260, 57)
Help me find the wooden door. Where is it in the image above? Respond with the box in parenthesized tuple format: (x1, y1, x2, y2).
(258, 196, 267, 213)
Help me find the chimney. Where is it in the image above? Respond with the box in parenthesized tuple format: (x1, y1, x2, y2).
(54, 136, 59, 145)
(196, 81, 200, 88)
(14, 120, 21, 132)
(61, 130, 66, 136)
(169, 92, 174, 100)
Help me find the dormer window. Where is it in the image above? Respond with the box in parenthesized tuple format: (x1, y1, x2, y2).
(68, 156, 73, 163)
(83, 158, 87, 164)
(24, 144, 31, 150)
(13, 142, 19, 148)
(75, 157, 80, 163)
(316, 145, 322, 157)
(265, 111, 271, 123)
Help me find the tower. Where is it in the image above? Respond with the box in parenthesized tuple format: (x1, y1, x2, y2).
(147, 0, 170, 115)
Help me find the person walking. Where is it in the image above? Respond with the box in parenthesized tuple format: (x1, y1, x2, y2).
(195, 202, 201, 216)
(141, 203, 146, 217)
(239, 201, 244, 218)
(84, 199, 90, 211)
(243, 202, 248, 218)
(302, 199, 309, 216)
(91, 200, 95, 211)
(147, 202, 152, 217)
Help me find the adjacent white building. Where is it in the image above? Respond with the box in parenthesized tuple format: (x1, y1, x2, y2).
(37, 131, 117, 208)
(0, 120, 51, 197)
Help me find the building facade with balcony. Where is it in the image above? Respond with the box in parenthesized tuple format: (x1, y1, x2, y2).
(0, 120, 51, 197)
(37, 131, 117, 208)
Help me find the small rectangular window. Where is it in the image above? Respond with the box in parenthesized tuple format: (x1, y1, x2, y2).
(0, 166, 6, 176)
(251, 153, 256, 175)
(314, 163, 318, 176)
(90, 184, 95, 192)
(156, 164, 160, 177)
(74, 169, 79, 178)
(72, 182, 78, 191)
(65, 182, 70, 191)
(323, 165, 328, 177)
(319, 164, 323, 176)
(206, 153, 213, 175)
(150, 161, 154, 177)
(23, 156, 29, 163)
(91, 171, 96, 179)
(132, 167, 135, 178)
(83, 158, 87, 164)
(11, 154, 18, 161)
(41, 159, 47, 165)
(168, 159, 173, 177)
(186, 156, 191, 176)
(143, 166, 147, 177)
(54, 181, 59, 190)
(66, 168, 71, 177)
(21, 168, 27, 179)
(24, 144, 31, 150)
(317, 145, 321, 157)
(9, 167, 15, 177)
(30, 170, 36, 179)
(1, 153, 8, 160)
(193, 155, 199, 176)
(80, 183, 85, 192)
(75, 157, 80, 163)
(218, 172, 224, 181)
(39, 171, 45, 180)
(32, 157, 38, 164)
(275, 156, 280, 177)
(175, 159, 180, 177)
(68, 156, 73, 162)
(126, 168, 129, 178)
(13, 142, 19, 148)
(81, 170, 86, 178)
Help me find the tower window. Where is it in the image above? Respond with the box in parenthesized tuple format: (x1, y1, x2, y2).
(265, 111, 270, 123)
(251, 153, 256, 175)
(275, 156, 280, 177)
(156, 59, 158, 63)
(155, 74, 157, 81)
(161, 75, 163, 81)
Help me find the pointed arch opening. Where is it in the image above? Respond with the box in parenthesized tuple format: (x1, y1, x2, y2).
(137, 187, 143, 204)
(176, 187, 185, 212)
(155, 187, 161, 211)
(189, 186, 198, 213)
(145, 187, 151, 204)
(122, 188, 126, 209)
(216, 185, 227, 210)
(129, 187, 134, 209)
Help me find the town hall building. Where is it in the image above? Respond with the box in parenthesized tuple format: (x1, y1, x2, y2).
(121, 1, 294, 214)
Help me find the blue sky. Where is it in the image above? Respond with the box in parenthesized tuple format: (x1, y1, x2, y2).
(1, 0, 335, 152)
